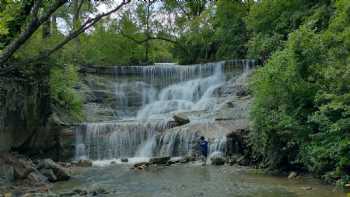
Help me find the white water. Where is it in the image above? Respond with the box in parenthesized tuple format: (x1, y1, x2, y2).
(75, 60, 255, 161)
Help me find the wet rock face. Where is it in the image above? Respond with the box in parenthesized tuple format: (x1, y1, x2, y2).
(0, 76, 71, 161)
(226, 130, 247, 156)
(0, 77, 51, 153)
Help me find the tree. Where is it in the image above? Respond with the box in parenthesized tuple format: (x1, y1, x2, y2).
(0, 0, 131, 74)
(249, 0, 350, 184)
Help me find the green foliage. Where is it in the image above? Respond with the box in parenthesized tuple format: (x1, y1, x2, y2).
(250, 0, 350, 184)
(0, 0, 21, 49)
(245, 0, 332, 62)
(250, 27, 323, 169)
(172, 0, 249, 64)
(49, 64, 83, 121)
(172, 9, 216, 64)
(79, 21, 145, 66)
(214, 0, 248, 59)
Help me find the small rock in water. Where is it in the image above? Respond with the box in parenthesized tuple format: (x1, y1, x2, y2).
(149, 156, 171, 165)
(137, 165, 145, 170)
(288, 171, 298, 179)
(76, 160, 93, 167)
(227, 158, 236, 166)
(59, 191, 76, 196)
(91, 187, 109, 195)
(110, 161, 117, 165)
(121, 158, 128, 163)
(181, 156, 196, 163)
(4, 193, 12, 197)
(73, 188, 88, 195)
(210, 152, 225, 165)
(132, 162, 150, 170)
(237, 156, 249, 166)
(301, 186, 312, 191)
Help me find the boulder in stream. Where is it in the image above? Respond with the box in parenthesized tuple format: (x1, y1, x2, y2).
(37, 159, 70, 181)
(76, 160, 93, 167)
(40, 169, 57, 182)
(210, 152, 225, 165)
(237, 156, 250, 166)
(72, 159, 93, 167)
(27, 171, 48, 183)
(288, 171, 298, 179)
(132, 162, 150, 170)
(0, 154, 35, 180)
(173, 113, 190, 126)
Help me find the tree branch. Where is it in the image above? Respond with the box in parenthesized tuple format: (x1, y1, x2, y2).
(119, 30, 189, 55)
(35, 0, 131, 61)
(0, 0, 68, 67)
(0, 0, 131, 74)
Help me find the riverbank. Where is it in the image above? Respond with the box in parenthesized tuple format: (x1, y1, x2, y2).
(0, 152, 346, 197)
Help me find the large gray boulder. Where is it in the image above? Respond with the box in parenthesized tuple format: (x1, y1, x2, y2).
(173, 113, 190, 126)
(4, 156, 35, 180)
(37, 159, 70, 181)
(27, 171, 48, 183)
(40, 169, 57, 182)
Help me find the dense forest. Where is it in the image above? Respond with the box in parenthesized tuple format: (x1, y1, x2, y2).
(0, 0, 349, 187)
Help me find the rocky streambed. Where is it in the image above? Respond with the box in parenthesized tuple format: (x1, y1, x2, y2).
(50, 162, 344, 197)
(1, 153, 346, 197)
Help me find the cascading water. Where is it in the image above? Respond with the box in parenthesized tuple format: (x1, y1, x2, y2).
(75, 60, 255, 161)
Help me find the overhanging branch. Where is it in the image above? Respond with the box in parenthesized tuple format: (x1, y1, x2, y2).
(119, 30, 189, 55)
(25, 0, 130, 64)
(0, 0, 68, 68)
(0, 0, 131, 74)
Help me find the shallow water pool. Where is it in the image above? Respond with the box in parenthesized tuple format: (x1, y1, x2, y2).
(53, 164, 345, 197)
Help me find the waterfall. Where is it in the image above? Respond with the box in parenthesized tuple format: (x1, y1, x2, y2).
(76, 60, 256, 161)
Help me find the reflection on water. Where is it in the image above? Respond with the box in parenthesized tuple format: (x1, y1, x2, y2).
(53, 165, 345, 197)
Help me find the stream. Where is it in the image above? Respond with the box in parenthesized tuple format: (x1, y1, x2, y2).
(52, 163, 344, 197)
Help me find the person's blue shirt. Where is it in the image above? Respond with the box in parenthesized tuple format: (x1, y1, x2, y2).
(200, 139, 208, 157)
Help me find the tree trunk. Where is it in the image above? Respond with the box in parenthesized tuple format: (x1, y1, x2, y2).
(52, 15, 57, 34)
(42, 20, 51, 39)
(72, 0, 83, 60)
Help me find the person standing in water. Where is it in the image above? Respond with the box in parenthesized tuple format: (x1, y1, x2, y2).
(199, 136, 208, 164)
